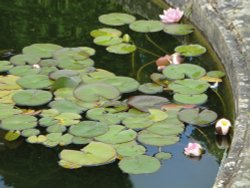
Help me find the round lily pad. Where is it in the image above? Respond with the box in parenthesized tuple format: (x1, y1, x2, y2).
(9, 65, 40, 77)
(118, 155, 161, 174)
(129, 20, 164, 33)
(173, 93, 208, 105)
(155, 152, 172, 160)
(74, 83, 120, 102)
(72, 137, 92, 145)
(21, 128, 40, 137)
(106, 43, 136, 54)
(0, 107, 22, 120)
(90, 28, 122, 38)
(0, 60, 13, 72)
(138, 83, 163, 94)
(163, 24, 194, 36)
(46, 125, 67, 133)
(39, 59, 59, 67)
(207, 71, 225, 78)
(23, 43, 63, 58)
(49, 100, 85, 114)
(174, 44, 206, 57)
(0, 114, 37, 131)
(0, 75, 21, 90)
(69, 121, 109, 138)
(116, 141, 146, 157)
(10, 54, 40, 65)
(137, 130, 179, 146)
(58, 58, 94, 70)
(99, 13, 136, 26)
(163, 64, 206, 80)
(39, 117, 59, 127)
(17, 75, 53, 89)
(123, 115, 153, 130)
(178, 108, 217, 126)
(49, 70, 79, 80)
(94, 36, 123, 46)
(12, 89, 52, 106)
(169, 79, 210, 95)
(53, 47, 95, 60)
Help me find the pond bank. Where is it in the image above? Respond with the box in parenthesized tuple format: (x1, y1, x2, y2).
(163, 0, 250, 187)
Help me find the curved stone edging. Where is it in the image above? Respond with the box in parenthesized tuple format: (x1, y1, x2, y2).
(164, 0, 250, 187)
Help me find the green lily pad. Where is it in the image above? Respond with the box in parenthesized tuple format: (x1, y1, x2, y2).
(46, 125, 67, 133)
(94, 36, 123, 46)
(0, 107, 22, 120)
(42, 133, 62, 147)
(127, 95, 169, 112)
(72, 137, 92, 145)
(86, 108, 115, 121)
(174, 44, 206, 57)
(4, 131, 20, 141)
(21, 128, 40, 137)
(49, 70, 79, 80)
(95, 125, 137, 144)
(38, 66, 59, 76)
(40, 109, 60, 118)
(0, 75, 21, 90)
(12, 89, 52, 106)
(69, 121, 109, 138)
(173, 93, 208, 105)
(51, 77, 79, 91)
(53, 47, 95, 60)
(0, 114, 37, 131)
(123, 115, 153, 130)
(178, 108, 217, 126)
(163, 24, 194, 36)
(54, 113, 81, 126)
(163, 64, 206, 80)
(39, 117, 59, 127)
(116, 141, 146, 157)
(118, 155, 161, 174)
(106, 43, 136, 54)
(155, 152, 172, 160)
(59, 141, 116, 166)
(90, 28, 122, 38)
(169, 79, 210, 95)
(49, 100, 85, 114)
(74, 83, 120, 102)
(150, 73, 168, 86)
(58, 58, 95, 70)
(137, 130, 179, 146)
(138, 83, 163, 94)
(99, 13, 136, 26)
(148, 109, 168, 122)
(17, 75, 53, 89)
(207, 71, 225, 78)
(10, 54, 40, 65)
(9, 65, 40, 77)
(26, 135, 47, 144)
(39, 59, 59, 67)
(23, 43, 63, 58)
(129, 20, 164, 33)
(0, 60, 13, 72)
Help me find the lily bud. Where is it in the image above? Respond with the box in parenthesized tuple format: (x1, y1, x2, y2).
(123, 34, 131, 43)
(215, 118, 231, 135)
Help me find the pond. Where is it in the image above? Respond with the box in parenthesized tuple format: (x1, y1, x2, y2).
(0, 0, 234, 188)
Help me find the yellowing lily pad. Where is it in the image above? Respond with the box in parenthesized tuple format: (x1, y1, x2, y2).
(207, 71, 225, 78)
(17, 75, 53, 89)
(148, 109, 168, 122)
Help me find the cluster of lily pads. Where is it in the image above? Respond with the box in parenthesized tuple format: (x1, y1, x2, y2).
(0, 12, 226, 174)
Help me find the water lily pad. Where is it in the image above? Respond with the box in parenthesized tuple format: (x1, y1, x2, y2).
(116, 141, 146, 157)
(4, 131, 20, 141)
(164, 24, 194, 35)
(123, 115, 153, 130)
(17, 75, 53, 89)
(169, 79, 210, 95)
(74, 83, 120, 102)
(39, 59, 59, 67)
(129, 20, 164, 33)
(174, 44, 206, 57)
(26, 135, 47, 144)
(90, 28, 122, 38)
(0, 60, 13, 72)
(127, 95, 169, 112)
(38, 66, 59, 76)
(0, 107, 22, 120)
(137, 130, 179, 146)
(173, 93, 208, 105)
(72, 137, 92, 145)
(138, 83, 163, 94)
(148, 109, 168, 122)
(0, 114, 37, 131)
(10, 54, 40, 65)
(95, 125, 137, 144)
(94, 36, 123, 46)
(23, 43, 63, 58)
(43, 133, 63, 147)
(207, 71, 225, 78)
(106, 43, 136, 54)
(49, 100, 85, 114)
(21, 128, 40, 137)
(54, 113, 81, 126)
(51, 77, 79, 91)
(49, 70, 79, 80)
(178, 108, 217, 126)
(163, 64, 206, 80)
(59, 141, 116, 166)
(54, 88, 75, 101)
(46, 125, 66, 133)
(155, 152, 172, 160)
(99, 13, 136, 26)
(39, 117, 59, 127)
(118, 155, 161, 174)
(199, 76, 222, 83)
(58, 58, 95, 70)
(69, 121, 109, 138)
(9, 65, 40, 77)
(12, 89, 52, 106)
(0, 75, 21, 90)
(53, 47, 95, 60)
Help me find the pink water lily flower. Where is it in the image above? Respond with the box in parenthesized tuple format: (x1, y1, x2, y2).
(215, 118, 231, 135)
(184, 143, 203, 157)
(156, 52, 184, 71)
(159, 7, 184, 24)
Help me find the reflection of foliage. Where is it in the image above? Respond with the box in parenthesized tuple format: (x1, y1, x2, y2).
(0, 143, 132, 188)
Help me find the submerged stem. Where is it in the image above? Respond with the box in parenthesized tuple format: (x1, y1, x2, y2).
(136, 59, 156, 81)
(131, 52, 135, 76)
(211, 89, 226, 114)
(195, 127, 211, 145)
(145, 34, 168, 53)
(137, 47, 161, 57)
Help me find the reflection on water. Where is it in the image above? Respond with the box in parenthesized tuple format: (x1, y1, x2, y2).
(0, 0, 232, 188)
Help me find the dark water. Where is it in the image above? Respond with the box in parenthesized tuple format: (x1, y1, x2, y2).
(0, 0, 234, 188)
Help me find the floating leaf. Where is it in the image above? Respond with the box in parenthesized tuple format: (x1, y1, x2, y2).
(58, 58, 95, 70)
(39, 117, 59, 127)
(0, 60, 13, 72)
(148, 109, 168, 122)
(49, 100, 85, 114)
(12, 89, 52, 106)
(43, 133, 62, 147)
(207, 71, 225, 78)
(138, 83, 163, 94)
(127, 95, 169, 112)
(0, 107, 22, 120)
(46, 125, 67, 133)
(129, 20, 164, 33)
(116, 141, 146, 157)
(95, 125, 137, 144)
(150, 73, 168, 86)
(90, 28, 122, 38)
(106, 43, 136, 54)
(164, 24, 194, 35)
(51, 77, 79, 91)
(72, 137, 92, 145)
(174, 44, 206, 57)
(21, 128, 40, 137)
(123, 115, 153, 130)
(10, 54, 40, 65)
(39, 59, 59, 67)
(9, 65, 40, 77)
(94, 36, 123, 46)
(199, 76, 222, 83)
(118, 155, 161, 174)
(58, 160, 82, 169)
(155, 152, 172, 160)
(173, 93, 208, 105)
(17, 75, 53, 89)
(53, 47, 95, 60)
(163, 64, 206, 80)
(161, 103, 196, 111)
(26, 135, 47, 144)
(99, 13, 136, 26)
(0, 75, 21, 90)
(137, 130, 179, 146)
(69, 121, 109, 138)
(4, 131, 21, 141)
(49, 70, 79, 80)
(54, 113, 81, 126)
(178, 108, 217, 126)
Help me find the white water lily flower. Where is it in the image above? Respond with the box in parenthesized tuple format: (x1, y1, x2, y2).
(210, 82, 219, 89)
(32, 64, 40, 69)
(215, 118, 231, 135)
(184, 142, 203, 157)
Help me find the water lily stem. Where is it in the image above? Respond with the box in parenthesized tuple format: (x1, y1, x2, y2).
(145, 34, 168, 53)
(131, 52, 135, 76)
(211, 89, 226, 114)
(195, 127, 211, 145)
(158, 147, 162, 153)
(137, 47, 161, 57)
(136, 59, 156, 81)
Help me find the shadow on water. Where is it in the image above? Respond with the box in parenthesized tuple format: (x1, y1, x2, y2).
(0, 0, 234, 188)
